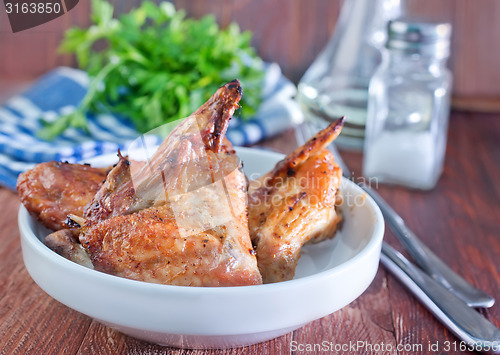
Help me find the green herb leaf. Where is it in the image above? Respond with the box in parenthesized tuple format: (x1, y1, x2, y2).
(45, 0, 264, 138)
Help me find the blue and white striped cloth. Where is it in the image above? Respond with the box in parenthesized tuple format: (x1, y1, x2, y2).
(0, 65, 302, 190)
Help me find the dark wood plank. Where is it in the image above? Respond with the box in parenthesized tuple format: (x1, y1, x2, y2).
(77, 319, 291, 354)
(0, 80, 32, 103)
(0, 189, 92, 355)
(72, 129, 298, 354)
(0, 0, 89, 79)
(452, 0, 500, 98)
(76, 321, 184, 355)
(291, 270, 398, 355)
(1, 109, 500, 354)
(3, 0, 500, 101)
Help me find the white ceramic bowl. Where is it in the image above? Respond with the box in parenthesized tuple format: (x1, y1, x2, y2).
(18, 147, 384, 349)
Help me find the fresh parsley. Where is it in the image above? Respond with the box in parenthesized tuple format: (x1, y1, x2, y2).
(40, 0, 264, 139)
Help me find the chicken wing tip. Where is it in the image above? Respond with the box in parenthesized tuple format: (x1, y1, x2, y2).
(269, 117, 345, 178)
(201, 80, 242, 152)
(226, 79, 242, 95)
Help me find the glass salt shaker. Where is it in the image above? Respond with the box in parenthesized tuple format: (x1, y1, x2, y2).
(297, 0, 403, 150)
(363, 19, 452, 190)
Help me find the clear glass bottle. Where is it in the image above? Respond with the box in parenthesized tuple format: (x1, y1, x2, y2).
(297, 0, 403, 150)
(363, 20, 452, 190)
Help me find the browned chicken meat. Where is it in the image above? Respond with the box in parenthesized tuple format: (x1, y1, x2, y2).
(248, 118, 345, 283)
(79, 160, 258, 286)
(17, 162, 108, 231)
(18, 80, 345, 287)
(39, 80, 262, 286)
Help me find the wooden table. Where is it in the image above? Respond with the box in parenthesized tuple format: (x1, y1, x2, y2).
(1, 111, 499, 354)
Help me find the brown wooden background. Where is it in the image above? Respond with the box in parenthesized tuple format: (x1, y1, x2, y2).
(1, 2, 500, 353)
(1, 0, 500, 105)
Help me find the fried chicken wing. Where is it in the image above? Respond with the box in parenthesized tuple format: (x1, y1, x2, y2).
(76, 80, 262, 286)
(44, 228, 94, 269)
(19, 81, 345, 287)
(17, 162, 108, 230)
(80, 162, 259, 286)
(248, 118, 345, 283)
(84, 80, 242, 224)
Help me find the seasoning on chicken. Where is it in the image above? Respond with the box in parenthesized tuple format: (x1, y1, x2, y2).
(83, 80, 241, 224)
(71, 79, 262, 286)
(17, 162, 108, 231)
(248, 118, 345, 283)
(44, 228, 94, 269)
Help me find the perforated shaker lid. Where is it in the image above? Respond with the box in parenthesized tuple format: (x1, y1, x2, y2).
(386, 19, 452, 58)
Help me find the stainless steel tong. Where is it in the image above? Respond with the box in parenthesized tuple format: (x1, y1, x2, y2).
(295, 123, 500, 352)
(382, 243, 500, 353)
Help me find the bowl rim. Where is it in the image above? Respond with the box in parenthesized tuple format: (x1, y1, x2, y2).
(18, 152, 384, 296)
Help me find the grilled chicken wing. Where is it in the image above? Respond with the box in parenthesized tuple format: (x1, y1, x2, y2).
(17, 162, 108, 231)
(83, 80, 241, 224)
(80, 162, 259, 286)
(44, 228, 94, 269)
(248, 118, 345, 283)
(18, 81, 344, 287)
(75, 80, 262, 286)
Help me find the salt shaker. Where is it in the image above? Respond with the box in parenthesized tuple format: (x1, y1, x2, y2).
(363, 20, 452, 190)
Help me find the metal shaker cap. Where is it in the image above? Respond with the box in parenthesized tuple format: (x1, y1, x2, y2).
(386, 19, 452, 58)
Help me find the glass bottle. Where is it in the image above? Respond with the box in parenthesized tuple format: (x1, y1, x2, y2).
(363, 20, 453, 190)
(296, 0, 403, 150)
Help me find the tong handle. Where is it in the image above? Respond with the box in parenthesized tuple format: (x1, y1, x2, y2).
(381, 243, 500, 353)
(364, 183, 494, 308)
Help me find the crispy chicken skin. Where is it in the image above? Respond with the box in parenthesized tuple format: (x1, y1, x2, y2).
(248, 118, 345, 283)
(17, 81, 345, 287)
(76, 80, 262, 286)
(44, 228, 94, 269)
(83, 80, 241, 224)
(80, 164, 259, 286)
(17, 162, 108, 231)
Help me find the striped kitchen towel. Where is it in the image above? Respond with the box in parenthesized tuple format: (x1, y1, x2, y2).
(0, 64, 302, 190)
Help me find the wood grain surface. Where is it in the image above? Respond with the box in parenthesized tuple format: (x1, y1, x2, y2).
(1, 111, 499, 354)
(2, 0, 500, 105)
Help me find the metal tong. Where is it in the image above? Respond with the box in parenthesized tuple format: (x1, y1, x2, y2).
(382, 243, 500, 353)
